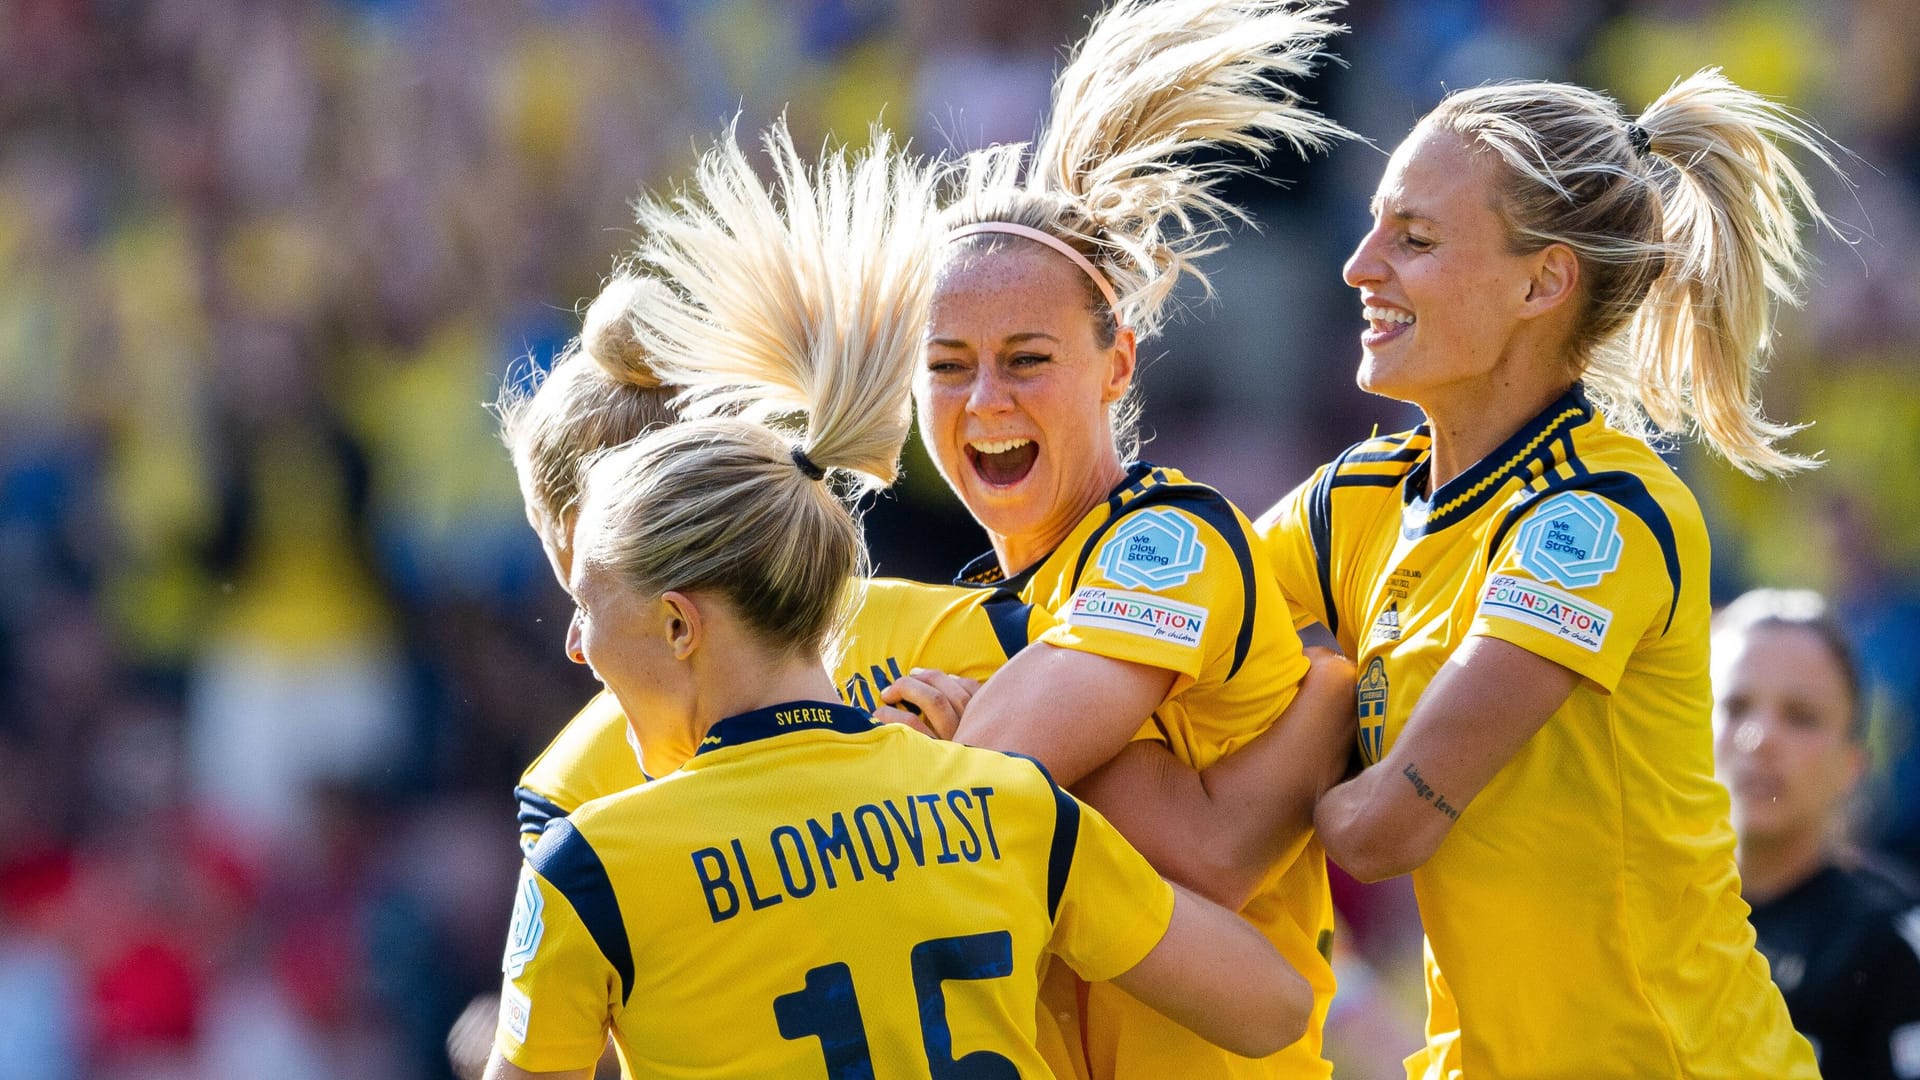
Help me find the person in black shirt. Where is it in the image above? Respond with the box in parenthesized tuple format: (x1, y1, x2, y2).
(1714, 588, 1920, 1080)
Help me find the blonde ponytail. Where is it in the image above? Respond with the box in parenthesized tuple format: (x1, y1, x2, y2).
(1630, 69, 1839, 476)
(1426, 70, 1843, 476)
(496, 273, 679, 545)
(574, 120, 939, 657)
(943, 0, 1348, 342)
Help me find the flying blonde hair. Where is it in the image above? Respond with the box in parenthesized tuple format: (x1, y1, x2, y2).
(496, 273, 678, 552)
(944, 0, 1348, 334)
(938, 0, 1348, 453)
(1426, 69, 1844, 476)
(573, 121, 938, 657)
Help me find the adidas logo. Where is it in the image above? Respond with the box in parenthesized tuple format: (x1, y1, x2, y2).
(1371, 601, 1401, 642)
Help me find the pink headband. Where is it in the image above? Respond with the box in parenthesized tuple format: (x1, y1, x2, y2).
(948, 221, 1123, 315)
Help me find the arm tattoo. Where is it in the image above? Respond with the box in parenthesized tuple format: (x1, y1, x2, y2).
(1401, 763, 1461, 821)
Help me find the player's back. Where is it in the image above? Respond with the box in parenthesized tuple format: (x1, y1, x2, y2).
(499, 702, 1172, 1078)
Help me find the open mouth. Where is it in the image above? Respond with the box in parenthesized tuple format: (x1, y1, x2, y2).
(966, 437, 1038, 488)
(1362, 303, 1415, 346)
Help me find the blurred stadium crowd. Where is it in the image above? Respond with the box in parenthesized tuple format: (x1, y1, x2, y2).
(0, 0, 1915, 1077)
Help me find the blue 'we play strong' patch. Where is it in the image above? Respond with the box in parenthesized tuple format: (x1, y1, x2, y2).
(1096, 508, 1207, 591)
(1515, 491, 1623, 589)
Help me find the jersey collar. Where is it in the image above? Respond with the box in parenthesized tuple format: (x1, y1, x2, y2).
(694, 700, 877, 756)
(1401, 385, 1593, 536)
(951, 461, 1160, 589)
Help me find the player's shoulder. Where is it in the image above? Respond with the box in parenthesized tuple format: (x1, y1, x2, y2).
(854, 577, 984, 623)
(519, 692, 640, 809)
(1090, 462, 1263, 577)
(1487, 417, 1708, 581)
(1324, 425, 1431, 488)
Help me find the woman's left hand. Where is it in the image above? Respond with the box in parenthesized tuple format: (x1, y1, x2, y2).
(875, 669, 980, 739)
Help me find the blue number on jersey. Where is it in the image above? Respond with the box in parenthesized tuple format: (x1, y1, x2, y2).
(774, 931, 1018, 1078)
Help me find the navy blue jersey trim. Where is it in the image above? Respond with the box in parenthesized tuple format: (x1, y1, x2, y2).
(1067, 476, 1260, 680)
(1000, 752, 1080, 923)
(529, 819, 635, 1004)
(1306, 453, 1347, 638)
(1488, 469, 1685, 634)
(515, 786, 569, 837)
(1329, 473, 1404, 488)
(981, 589, 1037, 660)
(1341, 444, 1425, 464)
(1403, 386, 1592, 537)
(696, 701, 875, 756)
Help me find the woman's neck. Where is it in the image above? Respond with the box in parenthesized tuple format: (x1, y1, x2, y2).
(990, 459, 1129, 577)
(689, 651, 841, 737)
(1737, 828, 1831, 905)
(1420, 377, 1574, 493)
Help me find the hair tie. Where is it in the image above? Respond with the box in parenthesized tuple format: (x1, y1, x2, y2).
(1626, 122, 1652, 158)
(790, 445, 827, 481)
(948, 221, 1123, 315)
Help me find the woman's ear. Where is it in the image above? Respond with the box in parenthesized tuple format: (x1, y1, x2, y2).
(1101, 325, 1139, 405)
(1520, 243, 1580, 318)
(659, 590, 703, 661)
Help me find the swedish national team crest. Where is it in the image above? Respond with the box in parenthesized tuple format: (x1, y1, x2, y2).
(503, 866, 545, 977)
(1097, 508, 1206, 591)
(1357, 657, 1389, 764)
(1516, 491, 1622, 589)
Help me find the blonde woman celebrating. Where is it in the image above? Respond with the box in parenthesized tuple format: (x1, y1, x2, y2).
(890, 2, 1360, 1077)
(1257, 72, 1841, 1077)
(483, 120, 1312, 1080)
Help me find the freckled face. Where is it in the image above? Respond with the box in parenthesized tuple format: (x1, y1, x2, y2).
(917, 243, 1133, 567)
(1343, 125, 1537, 408)
(1712, 624, 1861, 845)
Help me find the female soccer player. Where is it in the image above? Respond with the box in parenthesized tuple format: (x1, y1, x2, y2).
(1713, 588, 1920, 1078)
(497, 275, 1062, 857)
(895, 2, 1358, 1076)
(484, 121, 1311, 1080)
(1257, 72, 1840, 1076)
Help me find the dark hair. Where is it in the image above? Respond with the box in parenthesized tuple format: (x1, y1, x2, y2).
(1714, 588, 1864, 740)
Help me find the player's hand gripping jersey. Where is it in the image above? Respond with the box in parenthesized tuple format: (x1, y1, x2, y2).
(515, 578, 1058, 853)
(496, 701, 1176, 1077)
(1260, 388, 1815, 1079)
(952, 462, 1335, 1080)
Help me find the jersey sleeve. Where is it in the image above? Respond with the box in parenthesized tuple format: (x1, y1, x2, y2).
(1255, 470, 1332, 634)
(1039, 505, 1251, 697)
(495, 821, 632, 1072)
(1470, 489, 1676, 692)
(516, 693, 646, 854)
(1036, 770, 1177, 983)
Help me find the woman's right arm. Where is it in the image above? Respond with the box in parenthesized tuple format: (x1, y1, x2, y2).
(881, 648, 1355, 909)
(1073, 649, 1356, 908)
(1110, 884, 1312, 1057)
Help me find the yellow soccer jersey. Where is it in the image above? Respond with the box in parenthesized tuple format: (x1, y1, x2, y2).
(495, 700, 1176, 1078)
(953, 462, 1334, 1080)
(515, 578, 1059, 854)
(1258, 387, 1814, 1079)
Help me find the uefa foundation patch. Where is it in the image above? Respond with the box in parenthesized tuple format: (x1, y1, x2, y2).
(501, 981, 532, 1043)
(1064, 586, 1208, 648)
(1479, 574, 1612, 653)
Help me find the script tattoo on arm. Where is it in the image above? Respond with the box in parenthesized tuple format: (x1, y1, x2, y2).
(1400, 763, 1461, 821)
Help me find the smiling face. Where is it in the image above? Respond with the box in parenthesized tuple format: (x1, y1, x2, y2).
(1343, 124, 1543, 412)
(1712, 623, 1864, 847)
(917, 241, 1135, 572)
